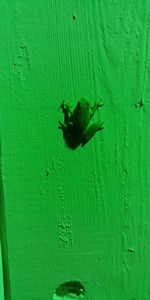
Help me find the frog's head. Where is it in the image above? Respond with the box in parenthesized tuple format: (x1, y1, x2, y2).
(77, 98, 89, 110)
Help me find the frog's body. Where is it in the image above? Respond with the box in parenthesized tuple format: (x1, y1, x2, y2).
(59, 98, 104, 148)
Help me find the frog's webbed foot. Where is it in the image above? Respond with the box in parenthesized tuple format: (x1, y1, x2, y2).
(58, 120, 74, 130)
(90, 100, 103, 119)
(61, 101, 71, 111)
(60, 101, 73, 124)
(58, 121, 66, 130)
(81, 121, 104, 146)
(97, 100, 103, 109)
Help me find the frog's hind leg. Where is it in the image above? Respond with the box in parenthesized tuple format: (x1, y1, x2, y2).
(81, 122, 104, 146)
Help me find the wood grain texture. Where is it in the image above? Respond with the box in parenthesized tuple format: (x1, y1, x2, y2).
(0, 242, 4, 300)
(1, 0, 150, 299)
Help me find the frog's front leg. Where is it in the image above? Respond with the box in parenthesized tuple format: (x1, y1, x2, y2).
(58, 120, 73, 130)
(90, 100, 103, 120)
(60, 101, 73, 124)
(82, 121, 104, 146)
(58, 120, 66, 130)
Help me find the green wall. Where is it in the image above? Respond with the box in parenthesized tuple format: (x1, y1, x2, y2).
(1, 1, 150, 299)
(0, 242, 4, 300)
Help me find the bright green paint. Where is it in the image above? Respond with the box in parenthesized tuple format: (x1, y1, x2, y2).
(0, 242, 4, 300)
(1, 1, 150, 299)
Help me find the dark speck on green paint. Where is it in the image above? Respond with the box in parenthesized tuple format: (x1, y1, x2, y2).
(135, 100, 144, 108)
(73, 14, 76, 20)
(46, 169, 49, 176)
(128, 248, 135, 253)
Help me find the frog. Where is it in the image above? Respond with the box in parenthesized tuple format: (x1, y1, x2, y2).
(58, 98, 104, 148)
(55, 280, 85, 297)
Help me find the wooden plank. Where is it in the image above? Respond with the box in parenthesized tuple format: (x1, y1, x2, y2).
(0, 242, 4, 300)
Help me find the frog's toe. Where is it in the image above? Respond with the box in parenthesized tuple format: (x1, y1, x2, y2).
(58, 121, 65, 129)
(98, 121, 104, 129)
(97, 100, 103, 108)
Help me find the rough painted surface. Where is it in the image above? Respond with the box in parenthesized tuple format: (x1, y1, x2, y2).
(0, 243, 4, 300)
(1, 1, 150, 299)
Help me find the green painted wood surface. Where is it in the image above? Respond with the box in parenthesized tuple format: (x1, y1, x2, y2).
(1, 1, 150, 299)
(0, 242, 4, 300)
